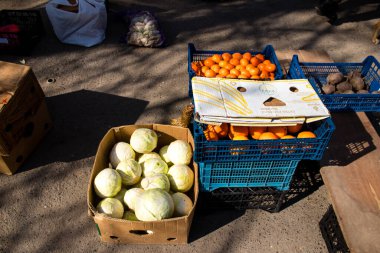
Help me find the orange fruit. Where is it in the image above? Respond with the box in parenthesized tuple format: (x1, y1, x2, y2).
(211, 64, 221, 73)
(263, 59, 271, 65)
(260, 70, 269, 79)
(230, 68, 241, 76)
(257, 63, 266, 71)
(249, 67, 260, 76)
(228, 131, 234, 140)
(222, 52, 232, 61)
(232, 52, 242, 60)
(238, 74, 250, 79)
(259, 132, 279, 140)
(230, 125, 249, 136)
(204, 58, 215, 67)
(225, 63, 234, 70)
(243, 52, 252, 60)
(297, 131, 316, 138)
(281, 135, 296, 139)
(249, 126, 267, 140)
(250, 57, 261, 67)
(201, 66, 210, 74)
(264, 63, 276, 73)
(240, 58, 249, 67)
(229, 58, 240, 66)
(205, 69, 216, 78)
(255, 54, 265, 62)
(235, 65, 245, 71)
(212, 54, 222, 63)
(233, 135, 249, 141)
(251, 75, 260, 79)
(226, 74, 237, 79)
(216, 74, 224, 78)
(240, 69, 251, 77)
(245, 64, 255, 71)
(219, 68, 229, 77)
(287, 124, 303, 134)
(219, 60, 228, 68)
(268, 126, 287, 138)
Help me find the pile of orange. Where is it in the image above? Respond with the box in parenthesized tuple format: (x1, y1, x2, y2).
(192, 52, 277, 80)
(204, 123, 316, 141)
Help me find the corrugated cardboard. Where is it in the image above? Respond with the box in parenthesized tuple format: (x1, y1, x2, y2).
(0, 61, 52, 175)
(0, 100, 52, 175)
(192, 77, 330, 126)
(0, 61, 46, 155)
(87, 124, 199, 244)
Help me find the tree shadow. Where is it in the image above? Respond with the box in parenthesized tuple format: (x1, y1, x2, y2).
(16, 89, 148, 172)
(321, 112, 376, 166)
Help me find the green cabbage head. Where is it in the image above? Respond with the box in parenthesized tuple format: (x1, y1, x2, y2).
(135, 189, 174, 221)
(130, 128, 158, 153)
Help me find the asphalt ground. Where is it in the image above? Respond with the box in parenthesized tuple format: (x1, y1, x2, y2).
(1, 0, 379, 252)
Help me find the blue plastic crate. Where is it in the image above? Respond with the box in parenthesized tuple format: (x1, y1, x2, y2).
(288, 55, 380, 112)
(193, 118, 335, 163)
(187, 43, 284, 97)
(199, 160, 300, 191)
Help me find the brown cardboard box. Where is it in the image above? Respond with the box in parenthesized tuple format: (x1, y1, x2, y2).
(0, 61, 52, 175)
(87, 124, 199, 244)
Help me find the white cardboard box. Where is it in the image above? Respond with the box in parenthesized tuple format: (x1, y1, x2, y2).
(192, 77, 330, 126)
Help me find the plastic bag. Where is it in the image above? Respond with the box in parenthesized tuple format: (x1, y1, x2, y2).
(124, 11, 165, 48)
(46, 0, 107, 47)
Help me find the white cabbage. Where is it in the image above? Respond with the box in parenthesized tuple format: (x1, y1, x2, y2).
(113, 188, 127, 205)
(167, 165, 194, 193)
(123, 210, 139, 221)
(138, 152, 161, 164)
(130, 128, 158, 153)
(172, 192, 193, 217)
(159, 145, 172, 165)
(141, 174, 170, 192)
(135, 189, 174, 221)
(116, 159, 142, 186)
(109, 142, 135, 168)
(97, 198, 124, 219)
(124, 188, 144, 211)
(142, 158, 168, 177)
(94, 168, 122, 198)
(167, 140, 192, 165)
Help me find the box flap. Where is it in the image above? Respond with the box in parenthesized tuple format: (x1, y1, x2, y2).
(192, 77, 330, 125)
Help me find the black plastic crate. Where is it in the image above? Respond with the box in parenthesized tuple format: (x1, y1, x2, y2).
(0, 10, 44, 54)
(197, 160, 323, 213)
(319, 205, 350, 253)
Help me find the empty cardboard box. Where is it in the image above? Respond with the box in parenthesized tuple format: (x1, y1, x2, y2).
(87, 124, 199, 244)
(0, 61, 52, 175)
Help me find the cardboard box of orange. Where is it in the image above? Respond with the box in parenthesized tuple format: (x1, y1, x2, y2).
(87, 124, 199, 244)
(0, 61, 52, 175)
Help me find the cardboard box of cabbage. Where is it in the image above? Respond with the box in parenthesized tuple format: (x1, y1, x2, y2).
(87, 124, 199, 244)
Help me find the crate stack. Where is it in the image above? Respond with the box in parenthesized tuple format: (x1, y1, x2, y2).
(0, 61, 52, 175)
(188, 43, 335, 211)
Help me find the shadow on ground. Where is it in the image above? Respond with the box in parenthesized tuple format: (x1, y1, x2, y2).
(322, 112, 376, 166)
(17, 89, 148, 172)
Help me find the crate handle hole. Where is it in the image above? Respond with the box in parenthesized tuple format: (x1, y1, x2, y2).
(47, 78, 56, 83)
(109, 236, 118, 240)
(289, 87, 299, 92)
(23, 122, 34, 138)
(16, 155, 23, 163)
(129, 230, 153, 236)
(237, 87, 246, 92)
(167, 237, 177, 241)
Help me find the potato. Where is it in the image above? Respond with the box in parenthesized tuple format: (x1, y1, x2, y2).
(356, 90, 369, 94)
(336, 81, 353, 92)
(349, 76, 365, 91)
(322, 84, 335, 94)
(327, 72, 344, 85)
